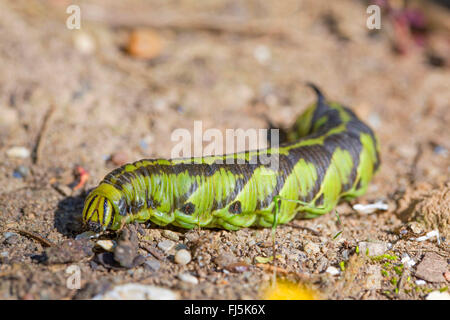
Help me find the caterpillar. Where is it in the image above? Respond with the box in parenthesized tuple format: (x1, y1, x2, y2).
(82, 85, 380, 232)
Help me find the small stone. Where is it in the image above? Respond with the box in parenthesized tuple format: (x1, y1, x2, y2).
(415, 252, 447, 282)
(408, 221, 424, 234)
(75, 231, 99, 240)
(73, 32, 96, 54)
(111, 152, 128, 166)
(178, 273, 198, 285)
(6, 146, 30, 159)
(174, 249, 191, 265)
(401, 253, 416, 268)
(144, 258, 161, 271)
(426, 290, 450, 300)
(253, 45, 271, 64)
(358, 241, 390, 257)
(364, 265, 382, 290)
(353, 201, 388, 214)
(303, 242, 320, 255)
(13, 166, 30, 178)
(214, 252, 237, 268)
(3, 232, 19, 245)
(162, 230, 179, 241)
(127, 29, 164, 59)
(415, 280, 426, 285)
(93, 283, 178, 300)
(96, 240, 116, 252)
(114, 227, 140, 269)
(325, 266, 340, 276)
(157, 240, 175, 253)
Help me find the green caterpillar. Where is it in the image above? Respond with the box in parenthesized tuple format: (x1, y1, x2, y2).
(82, 85, 380, 232)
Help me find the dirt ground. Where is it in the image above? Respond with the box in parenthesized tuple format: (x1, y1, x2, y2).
(0, 0, 449, 300)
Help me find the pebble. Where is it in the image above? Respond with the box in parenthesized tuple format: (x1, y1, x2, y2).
(364, 265, 382, 290)
(144, 258, 161, 272)
(253, 45, 271, 64)
(426, 290, 450, 300)
(0, 251, 8, 258)
(401, 253, 416, 268)
(13, 166, 30, 178)
(174, 249, 191, 265)
(214, 252, 237, 268)
(93, 283, 178, 300)
(408, 221, 424, 234)
(353, 201, 388, 214)
(75, 231, 99, 240)
(3, 232, 19, 245)
(303, 242, 320, 255)
(127, 29, 164, 59)
(157, 240, 175, 253)
(357, 241, 391, 257)
(415, 252, 447, 282)
(178, 273, 198, 285)
(96, 240, 116, 252)
(325, 266, 340, 276)
(162, 230, 179, 241)
(73, 32, 96, 55)
(415, 280, 426, 285)
(6, 146, 30, 159)
(111, 152, 128, 166)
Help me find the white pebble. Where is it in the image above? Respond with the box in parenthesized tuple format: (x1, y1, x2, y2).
(325, 266, 340, 276)
(93, 283, 178, 300)
(178, 273, 198, 285)
(415, 280, 426, 286)
(253, 45, 271, 64)
(158, 239, 175, 252)
(96, 240, 116, 252)
(401, 253, 416, 268)
(175, 249, 192, 265)
(426, 290, 450, 300)
(303, 242, 320, 255)
(73, 32, 96, 54)
(353, 201, 388, 214)
(6, 146, 30, 159)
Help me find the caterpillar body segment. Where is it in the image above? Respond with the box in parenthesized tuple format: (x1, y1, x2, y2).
(82, 85, 380, 231)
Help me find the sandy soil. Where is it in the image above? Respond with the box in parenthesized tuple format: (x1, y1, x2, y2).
(0, 0, 449, 300)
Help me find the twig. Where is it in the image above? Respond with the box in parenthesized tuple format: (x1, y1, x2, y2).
(14, 229, 55, 247)
(33, 104, 55, 165)
(81, 6, 293, 41)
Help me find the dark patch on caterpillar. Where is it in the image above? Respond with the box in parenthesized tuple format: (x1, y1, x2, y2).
(315, 193, 325, 207)
(84, 195, 98, 220)
(229, 201, 242, 214)
(181, 202, 195, 215)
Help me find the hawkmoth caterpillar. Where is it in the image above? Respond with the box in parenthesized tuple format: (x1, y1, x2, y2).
(82, 85, 380, 232)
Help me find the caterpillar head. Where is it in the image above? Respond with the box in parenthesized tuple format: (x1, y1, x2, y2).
(82, 194, 115, 232)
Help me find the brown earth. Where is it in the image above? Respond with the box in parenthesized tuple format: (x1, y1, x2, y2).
(0, 0, 449, 300)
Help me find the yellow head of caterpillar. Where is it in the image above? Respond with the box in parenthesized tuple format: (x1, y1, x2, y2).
(82, 194, 115, 231)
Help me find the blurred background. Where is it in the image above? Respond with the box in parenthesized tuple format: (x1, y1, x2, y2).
(0, 0, 449, 300)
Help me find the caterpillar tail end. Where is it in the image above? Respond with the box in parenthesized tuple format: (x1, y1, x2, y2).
(82, 194, 115, 232)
